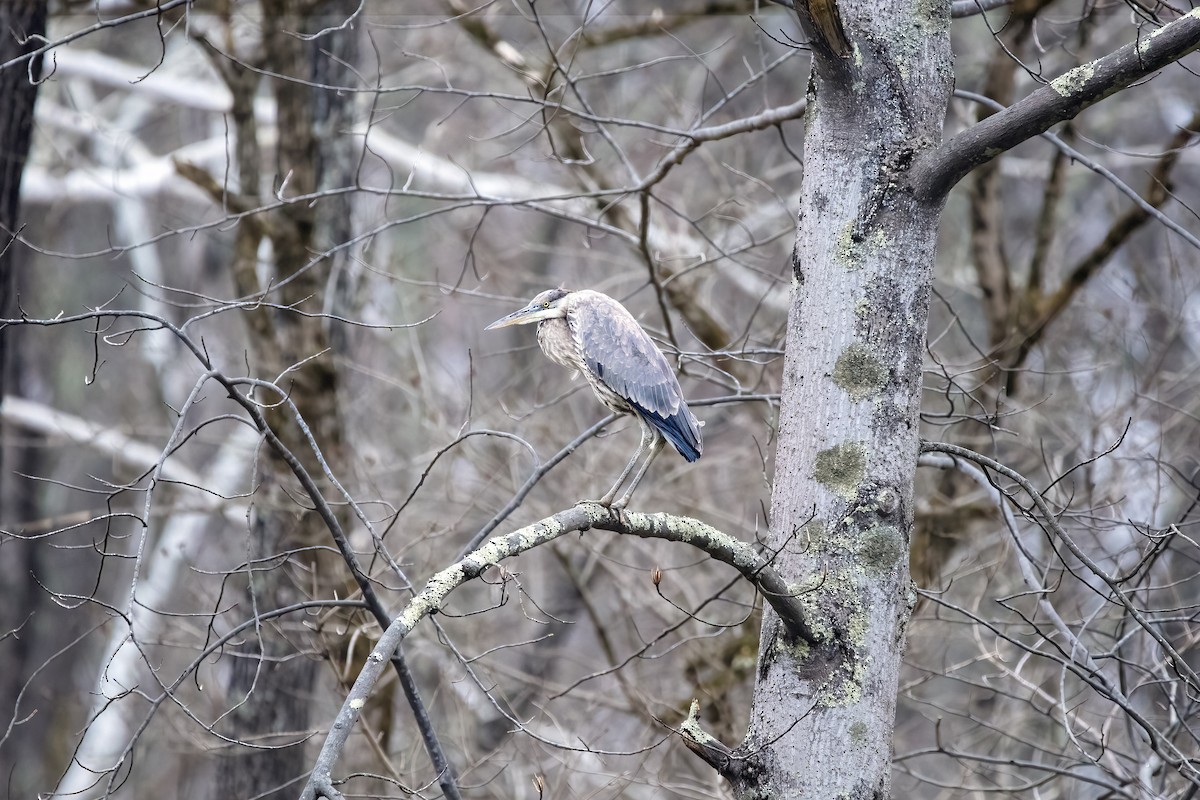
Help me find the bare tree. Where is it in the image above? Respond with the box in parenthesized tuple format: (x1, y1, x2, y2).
(2, 2, 1200, 799)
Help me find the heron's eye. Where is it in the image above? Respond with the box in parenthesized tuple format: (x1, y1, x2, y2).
(541, 302, 550, 309)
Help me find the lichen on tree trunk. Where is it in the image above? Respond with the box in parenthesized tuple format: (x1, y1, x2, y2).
(736, 2, 953, 797)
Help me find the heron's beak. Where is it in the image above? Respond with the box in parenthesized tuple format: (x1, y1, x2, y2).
(485, 305, 542, 330)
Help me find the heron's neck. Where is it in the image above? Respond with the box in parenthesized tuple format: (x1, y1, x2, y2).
(536, 317, 575, 370)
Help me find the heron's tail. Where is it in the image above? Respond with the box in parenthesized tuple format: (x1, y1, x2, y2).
(636, 405, 702, 462)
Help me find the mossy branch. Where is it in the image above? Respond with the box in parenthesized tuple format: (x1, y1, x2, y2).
(301, 502, 819, 800)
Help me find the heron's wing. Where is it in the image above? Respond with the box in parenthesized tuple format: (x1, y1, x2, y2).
(568, 291, 682, 418)
(567, 292, 703, 461)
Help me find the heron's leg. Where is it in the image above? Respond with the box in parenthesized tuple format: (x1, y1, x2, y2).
(611, 432, 665, 510)
(599, 422, 652, 506)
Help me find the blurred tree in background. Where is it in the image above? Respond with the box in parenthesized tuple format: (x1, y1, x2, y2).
(1, 1, 1199, 798)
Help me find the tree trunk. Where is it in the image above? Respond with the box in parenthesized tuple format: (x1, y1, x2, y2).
(214, 5, 356, 796)
(0, 0, 46, 510)
(0, 3, 48, 793)
(736, 2, 952, 797)
(0, 0, 43, 328)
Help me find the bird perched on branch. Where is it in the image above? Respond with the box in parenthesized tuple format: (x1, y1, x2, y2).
(486, 288, 702, 509)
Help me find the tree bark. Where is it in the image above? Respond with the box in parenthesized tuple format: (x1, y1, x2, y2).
(737, 3, 1200, 797)
(0, 0, 43, 325)
(0, 3, 48, 794)
(213, 5, 356, 796)
(734, 2, 952, 797)
(0, 0, 46, 505)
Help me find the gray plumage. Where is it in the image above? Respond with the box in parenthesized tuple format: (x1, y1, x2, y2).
(486, 288, 702, 507)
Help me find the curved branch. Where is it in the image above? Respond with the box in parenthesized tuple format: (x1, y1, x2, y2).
(952, 90, 1200, 254)
(301, 502, 819, 800)
(0, 0, 192, 73)
(999, 108, 1200, 371)
(913, 8, 1200, 201)
(456, 415, 617, 559)
(917, 451, 1178, 785)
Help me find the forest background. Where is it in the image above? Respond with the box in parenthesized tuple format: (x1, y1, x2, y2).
(2, 1, 1200, 799)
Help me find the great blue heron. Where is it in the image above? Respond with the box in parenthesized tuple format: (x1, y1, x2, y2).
(486, 288, 702, 508)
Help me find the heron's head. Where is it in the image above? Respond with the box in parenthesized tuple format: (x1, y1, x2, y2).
(484, 288, 571, 330)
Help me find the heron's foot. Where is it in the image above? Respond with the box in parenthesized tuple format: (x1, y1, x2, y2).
(611, 484, 640, 511)
(579, 496, 629, 525)
(586, 491, 627, 510)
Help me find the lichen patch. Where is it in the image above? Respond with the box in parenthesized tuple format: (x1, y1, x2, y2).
(858, 525, 904, 574)
(833, 343, 887, 401)
(836, 222, 860, 269)
(814, 442, 867, 500)
(1050, 63, 1095, 96)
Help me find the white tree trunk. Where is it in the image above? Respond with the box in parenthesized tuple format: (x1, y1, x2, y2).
(735, 2, 952, 796)
(51, 431, 251, 799)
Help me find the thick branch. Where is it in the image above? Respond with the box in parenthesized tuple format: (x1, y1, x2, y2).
(600, 507, 816, 644)
(301, 503, 819, 800)
(913, 8, 1200, 201)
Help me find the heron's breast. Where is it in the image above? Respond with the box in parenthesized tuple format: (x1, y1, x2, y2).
(537, 319, 630, 415)
(536, 319, 578, 370)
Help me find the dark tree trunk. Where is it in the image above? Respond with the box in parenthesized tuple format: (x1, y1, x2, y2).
(0, 0, 43, 324)
(0, 3, 48, 794)
(214, 6, 359, 797)
(217, 500, 322, 800)
(0, 0, 46, 492)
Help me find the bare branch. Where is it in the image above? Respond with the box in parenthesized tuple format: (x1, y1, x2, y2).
(639, 98, 808, 191)
(913, 8, 1200, 201)
(919, 441, 1200, 707)
(54, 432, 254, 798)
(678, 699, 753, 784)
(950, 90, 1200, 254)
(0, 0, 191, 74)
(950, 0, 1013, 18)
(301, 503, 820, 800)
(999, 108, 1200, 372)
(0, 397, 226, 509)
(1, 307, 460, 800)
